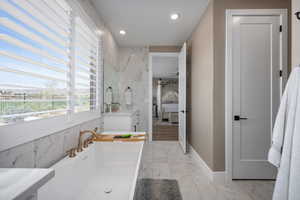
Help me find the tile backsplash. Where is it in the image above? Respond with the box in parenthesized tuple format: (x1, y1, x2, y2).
(0, 118, 102, 168)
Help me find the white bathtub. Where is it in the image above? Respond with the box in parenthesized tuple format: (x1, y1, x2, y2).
(38, 141, 144, 200)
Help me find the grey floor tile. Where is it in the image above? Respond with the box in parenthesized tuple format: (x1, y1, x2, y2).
(139, 141, 273, 200)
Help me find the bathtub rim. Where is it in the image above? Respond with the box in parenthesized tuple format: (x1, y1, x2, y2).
(42, 141, 144, 200)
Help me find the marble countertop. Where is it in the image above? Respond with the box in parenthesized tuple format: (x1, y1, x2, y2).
(0, 168, 54, 200)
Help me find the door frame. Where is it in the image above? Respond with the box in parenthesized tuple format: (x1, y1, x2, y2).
(148, 52, 179, 141)
(225, 9, 288, 181)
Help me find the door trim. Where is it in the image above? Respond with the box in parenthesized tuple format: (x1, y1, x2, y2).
(148, 52, 179, 141)
(225, 9, 288, 181)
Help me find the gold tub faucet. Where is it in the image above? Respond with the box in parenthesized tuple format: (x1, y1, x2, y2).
(77, 130, 98, 152)
(67, 148, 77, 158)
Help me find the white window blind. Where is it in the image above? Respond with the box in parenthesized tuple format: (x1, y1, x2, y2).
(0, 0, 100, 126)
(74, 17, 98, 113)
(0, 0, 71, 126)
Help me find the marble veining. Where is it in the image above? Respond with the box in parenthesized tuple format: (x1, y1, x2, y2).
(62, 126, 80, 154)
(0, 0, 116, 170)
(118, 47, 149, 131)
(0, 133, 274, 200)
(139, 141, 275, 200)
(0, 118, 102, 168)
(0, 142, 35, 168)
(104, 47, 149, 131)
(34, 132, 65, 168)
(0, 168, 53, 200)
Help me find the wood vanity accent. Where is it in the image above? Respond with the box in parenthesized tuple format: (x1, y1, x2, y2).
(94, 133, 146, 142)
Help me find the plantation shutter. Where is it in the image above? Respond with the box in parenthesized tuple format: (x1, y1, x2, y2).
(74, 17, 98, 113)
(0, 0, 72, 125)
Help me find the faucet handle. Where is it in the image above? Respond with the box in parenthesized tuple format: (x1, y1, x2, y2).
(77, 143, 83, 152)
(67, 148, 76, 158)
(88, 136, 94, 144)
(83, 139, 89, 148)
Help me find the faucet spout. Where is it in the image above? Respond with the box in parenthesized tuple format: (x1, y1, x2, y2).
(77, 130, 98, 152)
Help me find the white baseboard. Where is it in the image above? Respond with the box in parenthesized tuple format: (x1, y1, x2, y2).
(189, 145, 225, 184)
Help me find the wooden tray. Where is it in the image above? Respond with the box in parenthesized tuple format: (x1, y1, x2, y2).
(94, 133, 146, 142)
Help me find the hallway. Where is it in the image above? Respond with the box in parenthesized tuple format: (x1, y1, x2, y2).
(138, 141, 274, 200)
(153, 119, 178, 141)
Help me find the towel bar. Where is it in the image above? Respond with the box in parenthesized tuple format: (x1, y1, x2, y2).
(296, 12, 300, 20)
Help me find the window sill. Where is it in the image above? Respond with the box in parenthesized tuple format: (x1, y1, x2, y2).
(0, 111, 101, 152)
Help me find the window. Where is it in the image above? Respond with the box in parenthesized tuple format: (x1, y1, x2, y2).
(0, 0, 100, 126)
(74, 17, 98, 113)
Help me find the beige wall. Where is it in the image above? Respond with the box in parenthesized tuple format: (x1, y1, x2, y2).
(213, 0, 291, 171)
(189, 1, 215, 169)
(292, 0, 300, 67)
(189, 0, 291, 171)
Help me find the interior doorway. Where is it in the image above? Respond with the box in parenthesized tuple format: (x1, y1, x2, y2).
(148, 44, 188, 153)
(225, 9, 288, 180)
(151, 54, 179, 141)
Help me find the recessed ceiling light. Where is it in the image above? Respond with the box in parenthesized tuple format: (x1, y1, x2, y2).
(170, 13, 180, 20)
(119, 30, 126, 35)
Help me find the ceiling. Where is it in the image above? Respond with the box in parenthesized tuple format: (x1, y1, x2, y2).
(152, 56, 178, 79)
(91, 0, 209, 47)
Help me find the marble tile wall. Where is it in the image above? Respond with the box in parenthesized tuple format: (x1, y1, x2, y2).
(118, 47, 149, 131)
(0, 118, 101, 168)
(104, 47, 149, 131)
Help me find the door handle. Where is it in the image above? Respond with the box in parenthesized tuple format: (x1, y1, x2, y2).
(180, 110, 189, 113)
(234, 115, 248, 121)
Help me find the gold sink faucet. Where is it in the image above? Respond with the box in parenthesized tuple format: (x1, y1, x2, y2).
(77, 130, 98, 152)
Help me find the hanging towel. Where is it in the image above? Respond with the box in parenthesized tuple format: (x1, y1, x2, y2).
(105, 87, 113, 105)
(268, 67, 300, 200)
(125, 87, 132, 105)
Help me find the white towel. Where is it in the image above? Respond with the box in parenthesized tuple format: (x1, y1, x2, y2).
(268, 67, 300, 200)
(268, 68, 298, 167)
(106, 89, 113, 104)
(125, 88, 132, 105)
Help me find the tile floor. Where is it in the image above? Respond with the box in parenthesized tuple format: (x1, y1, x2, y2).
(139, 141, 275, 200)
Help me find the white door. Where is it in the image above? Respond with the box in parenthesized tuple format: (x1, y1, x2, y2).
(232, 15, 282, 179)
(179, 43, 187, 153)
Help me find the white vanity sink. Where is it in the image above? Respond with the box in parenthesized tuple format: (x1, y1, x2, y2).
(103, 110, 140, 132)
(0, 168, 54, 200)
